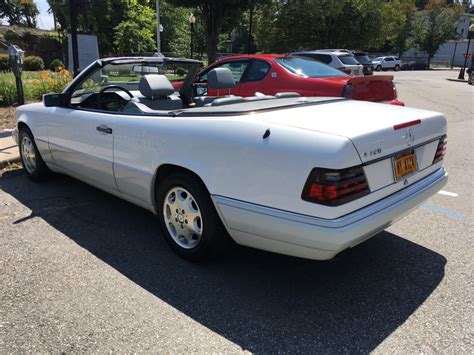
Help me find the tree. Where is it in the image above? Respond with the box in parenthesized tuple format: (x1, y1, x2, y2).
(0, 0, 39, 28)
(253, 0, 392, 53)
(381, 0, 417, 56)
(411, 0, 463, 65)
(169, 0, 267, 62)
(114, 3, 156, 55)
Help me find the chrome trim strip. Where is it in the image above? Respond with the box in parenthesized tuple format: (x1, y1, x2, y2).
(113, 161, 153, 176)
(212, 167, 447, 229)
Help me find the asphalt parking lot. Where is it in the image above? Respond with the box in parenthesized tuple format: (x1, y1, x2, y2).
(1, 70, 472, 353)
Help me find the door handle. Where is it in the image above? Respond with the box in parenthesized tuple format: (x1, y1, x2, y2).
(96, 125, 112, 134)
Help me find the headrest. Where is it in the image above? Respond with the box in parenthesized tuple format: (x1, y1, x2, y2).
(207, 68, 236, 89)
(139, 74, 175, 98)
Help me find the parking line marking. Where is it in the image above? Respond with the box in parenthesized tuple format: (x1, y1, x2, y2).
(421, 204, 466, 221)
(438, 190, 458, 197)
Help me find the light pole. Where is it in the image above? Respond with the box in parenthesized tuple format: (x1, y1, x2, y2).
(156, 0, 161, 54)
(188, 13, 196, 59)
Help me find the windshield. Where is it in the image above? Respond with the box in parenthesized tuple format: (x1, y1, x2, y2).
(354, 54, 371, 64)
(372, 57, 383, 62)
(72, 61, 195, 98)
(276, 56, 347, 78)
(338, 55, 360, 65)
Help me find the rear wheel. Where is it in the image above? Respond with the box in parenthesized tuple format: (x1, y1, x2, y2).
(19, 128, 51, 181)
(394, 64, 400, 71)
(156, 173, 232, 261)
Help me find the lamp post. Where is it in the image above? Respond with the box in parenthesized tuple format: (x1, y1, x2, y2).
(188, 13, 196, 59)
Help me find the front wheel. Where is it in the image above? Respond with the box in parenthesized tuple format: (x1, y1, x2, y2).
(394, 64, 400, 71)
(19, 128, 51, 181)
(156, 173, 232, 261)
(376, 65, 382, 71)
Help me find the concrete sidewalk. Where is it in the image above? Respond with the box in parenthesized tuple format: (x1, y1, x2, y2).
(0, 130, 20, 168)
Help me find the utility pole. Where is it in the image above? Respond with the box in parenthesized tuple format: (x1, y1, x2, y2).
(69, 0, 80, 76)
(156, 0, 161, 53)
(247, 0, 253, 54)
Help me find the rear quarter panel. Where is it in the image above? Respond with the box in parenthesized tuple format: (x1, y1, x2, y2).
(112, 111, 362, 219)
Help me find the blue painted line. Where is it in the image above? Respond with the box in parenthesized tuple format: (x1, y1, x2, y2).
(421, 204, 467, 221)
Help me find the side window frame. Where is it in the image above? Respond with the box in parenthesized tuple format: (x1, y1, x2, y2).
(197, 59, 251, 84)
(240, 59, 272, 83)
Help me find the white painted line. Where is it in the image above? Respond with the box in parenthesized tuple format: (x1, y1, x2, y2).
(438, 190, 458, 197)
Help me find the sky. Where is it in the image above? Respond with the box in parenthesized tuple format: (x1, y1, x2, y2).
(36, 0, 55, 30)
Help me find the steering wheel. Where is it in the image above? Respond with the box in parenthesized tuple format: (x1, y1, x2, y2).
(97, 85, 134, 110)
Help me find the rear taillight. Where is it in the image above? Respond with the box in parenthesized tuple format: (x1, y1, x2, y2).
(343, 84, 353, 99)
(433, 135, 447, 164)
(338, 67, 352, 75)
(302, 166, 369, 206)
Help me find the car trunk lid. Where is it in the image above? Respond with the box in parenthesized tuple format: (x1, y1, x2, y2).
(346, 75, 397, 102)
(264, 100, 446, 163)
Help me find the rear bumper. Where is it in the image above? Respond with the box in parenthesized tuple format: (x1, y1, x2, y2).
(212, 167, 447, 260)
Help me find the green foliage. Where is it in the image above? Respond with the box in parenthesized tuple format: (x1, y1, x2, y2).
(411, 0, 463, 63)
(4, 30, 21, 43)
(0, 78, 18, 106)
(253, 0, 420, 53)
(0, 55, 11, 72)
(0, 70, 73, 106)
(49, 59, 64, 72)
(114, 4, 157, 55)
(0, 0, 39, 28)
(23, 56, 45, 71)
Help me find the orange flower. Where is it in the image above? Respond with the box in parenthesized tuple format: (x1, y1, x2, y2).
(41, 72, 49, 79)
(31, 79, 39, 84)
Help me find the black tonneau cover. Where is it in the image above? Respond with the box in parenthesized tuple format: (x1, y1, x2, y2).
(174, 97, 345, 116)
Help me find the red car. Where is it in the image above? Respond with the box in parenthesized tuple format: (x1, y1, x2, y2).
(193, 54, 404, 105)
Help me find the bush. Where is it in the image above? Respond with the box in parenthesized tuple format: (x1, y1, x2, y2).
(49, 58, 64, 72)
(0, 55, 10, 72)
(27, 69, 73, 100)
(0, 78, 18, 106)
(23, 56, 45, 71)
(176, 67, 187, 77)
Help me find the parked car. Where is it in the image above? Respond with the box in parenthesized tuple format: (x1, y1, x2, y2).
(291, 50, 364, 76)
(352, 51, 374, 75)
(14, 56, 448, 261)
(401, 60, 429, 71)
(195, 54, 403, 105)
(372, 56, 402, 71)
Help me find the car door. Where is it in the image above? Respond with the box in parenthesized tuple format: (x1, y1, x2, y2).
(48, 107, 116, 191)
(47, 67, 117, 191)
(383, 57, 394, 69)
(237, 59, 272, 96)
(196, 59, 251, 96)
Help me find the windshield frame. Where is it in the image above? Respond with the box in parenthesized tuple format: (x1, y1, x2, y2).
(63, 57, 203, 96)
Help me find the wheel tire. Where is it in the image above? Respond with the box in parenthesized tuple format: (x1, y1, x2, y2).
(394, 64, 400, 71)
(18, 128, 51, 181)
(376, 65, 382, 71)
(156, 173, 232, 261)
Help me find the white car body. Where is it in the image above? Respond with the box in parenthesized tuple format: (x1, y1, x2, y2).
(13, 57, 447, 260)
(292, 50, 364, 76)
(372, 56, 402, 71)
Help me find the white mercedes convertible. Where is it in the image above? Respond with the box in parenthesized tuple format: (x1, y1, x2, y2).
(14, 56, 448, 261)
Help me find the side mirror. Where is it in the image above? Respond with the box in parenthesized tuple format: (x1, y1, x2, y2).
(43, 93, 69, 107)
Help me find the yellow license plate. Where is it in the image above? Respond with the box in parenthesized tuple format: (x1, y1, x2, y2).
(393, 151, 417, 181)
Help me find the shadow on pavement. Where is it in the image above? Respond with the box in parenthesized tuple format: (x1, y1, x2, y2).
(0, 172, 446, 353)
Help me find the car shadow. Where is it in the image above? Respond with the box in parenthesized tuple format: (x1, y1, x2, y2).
(0, 172, 446, 353)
